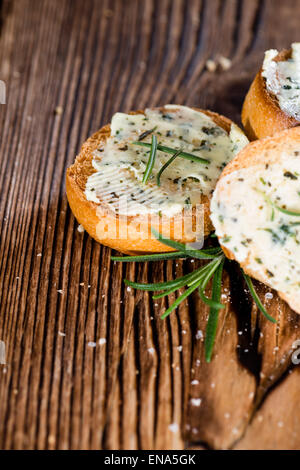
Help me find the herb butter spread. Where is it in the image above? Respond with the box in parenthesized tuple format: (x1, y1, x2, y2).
(211, 153, 300, 297)
(85, 105, 248, 216)
(262, 43, 300, 121)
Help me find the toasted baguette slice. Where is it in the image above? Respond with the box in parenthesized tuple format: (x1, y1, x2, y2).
(211, 126, 300, 314)
(242, 47, 300, 140)
(66, 105, 248, 254)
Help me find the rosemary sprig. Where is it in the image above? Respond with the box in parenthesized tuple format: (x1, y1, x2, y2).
(112, 231, 277, 363)
(242, 271, 277, 323)
(205, 257, 225, 362)
(133, 141, 210, 164)
(156, 149, 182, 186)
(142, 134, 157, 184)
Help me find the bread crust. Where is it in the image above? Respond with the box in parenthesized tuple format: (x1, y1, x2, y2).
(242, 49, 300, 140)
(215, 126, 300, 314)
(66, 107, 238, 254)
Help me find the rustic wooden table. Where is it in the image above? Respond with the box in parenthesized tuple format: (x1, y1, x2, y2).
(1, 0, 300, 450)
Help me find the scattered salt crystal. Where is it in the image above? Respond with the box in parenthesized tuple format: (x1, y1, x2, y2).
(190, 398, 202, 407)
(182, 330, 187, 335)
(148, 347, 155, 355)
(232, 427, 239, 435)
(265, 292, 273, 300)
(238, 331, 243, 336)
(99, 338, 106, 346)
(80, 283, 84, 286)
(195, 330, 203, 340)
(257, 415, 263, 423)
(278, 421, 284, 428)
(54, 106, 63, 115)
(224, 413, 230, 419)
(168, 423, 179, 433)
(177, 345, 183, 352)
(219, 56, 232, 70)
(126, 286, 132, 292)
(58, 331, 66, 337)
(37, 253, 42, 257)
(57, 290, 63, 294)
(206, 59, 217, 72)
(87, 341, 96, 348)
(191, 379, 199, 385)
(211, 383, 215, 389)
(77, 224, 85, 233)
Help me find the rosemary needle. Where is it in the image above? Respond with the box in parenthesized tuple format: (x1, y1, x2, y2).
(111, 251, 187, 262)
(256, 189, 300, 217)
(133, 141, 210, 164)
(242, 271, 277, 323)
(156, 149, 182, 186)
(205, 257, 225, 362)
(142, 134, 157, 184)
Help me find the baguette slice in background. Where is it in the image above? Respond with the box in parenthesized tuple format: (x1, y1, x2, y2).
(211, 127, 300, 314)
(242, 43, 300, 140)
(66, 105, 248, 254)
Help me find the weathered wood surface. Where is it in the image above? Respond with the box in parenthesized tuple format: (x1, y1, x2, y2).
(1, 0, 300, 450)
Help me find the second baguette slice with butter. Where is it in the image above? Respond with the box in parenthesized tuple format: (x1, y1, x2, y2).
(211, 126, 300, 314)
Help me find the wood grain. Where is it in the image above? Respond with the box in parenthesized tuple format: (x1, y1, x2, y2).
(1, 0, 300, 450)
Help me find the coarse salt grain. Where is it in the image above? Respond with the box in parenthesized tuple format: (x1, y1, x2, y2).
(190, 398, 202, 407)
(219, 56, 232, 70)
(206, 59, 217, 72)
(195, 330, 203, 340)
(168, 423, 179, 433)
(99, 338, 106, 345)
(77, 224, 85, 233)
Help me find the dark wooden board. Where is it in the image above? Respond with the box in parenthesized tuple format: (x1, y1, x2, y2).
(1, 0, 300, 450)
